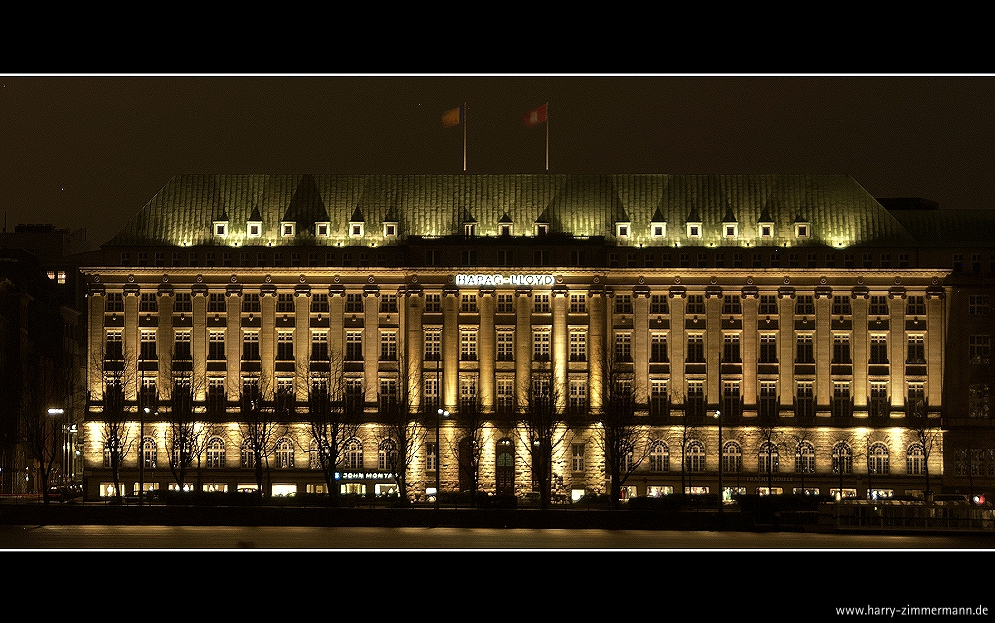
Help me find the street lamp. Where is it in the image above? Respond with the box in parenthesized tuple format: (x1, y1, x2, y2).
(713, 409, 722, 515)
(47, 409, 64, 502)
(139, 407, 149, 507)
(435, 407, 449, 512)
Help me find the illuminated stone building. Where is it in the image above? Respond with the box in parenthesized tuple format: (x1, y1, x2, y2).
(78, 174, 995, 502)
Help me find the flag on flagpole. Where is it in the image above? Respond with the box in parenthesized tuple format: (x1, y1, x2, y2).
(524, 102, 548, 127)
(442, 106, 464, 128)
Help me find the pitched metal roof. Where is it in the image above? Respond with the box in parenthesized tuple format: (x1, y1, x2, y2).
(104, 173, 931, 249)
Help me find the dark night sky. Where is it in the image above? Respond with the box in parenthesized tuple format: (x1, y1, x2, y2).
(3, 74, 994, 247)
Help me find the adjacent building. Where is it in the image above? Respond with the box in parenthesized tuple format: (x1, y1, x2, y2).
(77, 174, 995, 502)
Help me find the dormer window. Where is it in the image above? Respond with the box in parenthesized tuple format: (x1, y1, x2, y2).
(724, 223, 738, 238)
(247, 221, 262, 238)
(350, 222, 365, 238)
(686, 222, 702, 239)
(615, 222, 631, 238)
(281, 222, 296, 237)
(383, 222, 398, 238)
(759, 222, 774, 238)
(464, 223, 476, 237)
(795, 222, 810, 238)
(500, 223, 512, 236)
(213, 222, 228, 237)
(651, 222, 667, 238)
(315, 222, 330, 237)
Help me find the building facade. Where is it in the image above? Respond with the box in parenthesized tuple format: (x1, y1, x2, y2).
(77, 174, 995, 502)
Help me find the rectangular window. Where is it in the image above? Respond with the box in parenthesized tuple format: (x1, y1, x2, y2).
(424, 329, 442, 360)
(686, 334, 705, 363)
(496, 294, 514, 313)
(833, 334, 851, 363)
(722, 333, 741, 363)
(242, 293, 261, 314)
(346, 331, 363, 361)
(311, 331, 328, 361)
(614, 295, 633, 314)
(139, 293, 158, 313)
(533, 294, 551, 313)
(461, 294, 478, 313)
(759, 381, 778, 421)
(759, 334, 777, 364)
(533, 328, 551, 361)
(795, 334, 814, 364)
(906, 295, 926, 316)
(496, 378, 515, 413)
(277, 331, 294, 361)
(311, 294, 329, 314)
(686, 294, 705, 315)
(105, 329, 123, 360)
(277, 293, 294, 314)
(424, 294, 442, 313)
(569, 379, 588, 413)
(970, 295, 991, 315)
(461, 329, 478, 361)
(869, 382, 889, 418)
(650, 333, 668, 363)
(722, 380, 742, 418)
(459, 376, 478, 411)
(650, 379, 669, 416)
(969, 384, 990, 418)
(345, 293, 364, 313)
(571, 443, 586, 472)
(567, 330, 586, 362)
(758, 294, 778, 316)
(869, 295, 889, 316)
(650, 294, 668, 315)
(379, 294, 398, 313)
(569, 293, 586, 313)
(209, 330, 225, 361)
(907, 382, 926, 417)
(870, 334, 888, 364)
(242, 331, 259, 361)
(685, 380, 704, 418)
(970, 335, 991, 365)
(795, 295, 815, 316)
(614, 332, 632, 362)
(140, 330, 157, 361)
(722, 297, 742, 315)
(380, 330, 397, 361)
(832, 381, 852, 418)
(795, 381, 814, 419)
(208, 293, 226, 313)
(174, 330, 192, 360)
(426, 443, 438, 472)
(831, 295, 852, 316)
(423, 377, 440, 411)
(906, 334, 925, 363)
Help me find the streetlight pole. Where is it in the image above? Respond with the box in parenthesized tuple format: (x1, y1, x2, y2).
(140, 406, 148, 507)
(714, 409, 722, 515)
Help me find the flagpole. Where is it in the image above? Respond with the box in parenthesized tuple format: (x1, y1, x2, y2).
(545, 102, 549, 172)
(463, 102, 467, 173)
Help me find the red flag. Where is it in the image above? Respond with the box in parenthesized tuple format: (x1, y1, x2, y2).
(524, 103, 548, 127)
(442, 106, 463, 128)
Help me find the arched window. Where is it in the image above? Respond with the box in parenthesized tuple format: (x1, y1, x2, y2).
(172, 438, 193, 469)
(722, 441, 742, 473)
(345, 438, 364, 470)
(868, 442, 890, 475)
(240, 440, 256, 469)
(206, 437, 226, 468)
(906, 443, 925, 475)
(686, 440, 706, 472)
(379, 439, 398, 471)
(103, 438, 121, 468)
(141, 437, 157, 469)
(649, 441, 669, 472)
(795, 440, 816, 474)
(759, 441, 779, 474)
(309, 439, 324, 470)
(832, 441, 853, 474)
(275, 438, 295, 469)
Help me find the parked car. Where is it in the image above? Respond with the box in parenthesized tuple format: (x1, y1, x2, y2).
(934, 493, 987, 506)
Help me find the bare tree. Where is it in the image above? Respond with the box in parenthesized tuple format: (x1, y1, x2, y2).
(790, 429, 817, 494)
(907, 396, 940, 501)
(237, 376, 285, 500)
(756, 424, 785, 495)
(593, 353, 649, 509)
(21, 356, 61, 503)
(516, 362, 567, 509)
(453, 394, 486, 507)
(304, 350, 361, 506)
(163, 364, 209, 492)
(375, 365, 424, 506)
(669, 392, 700, 495)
